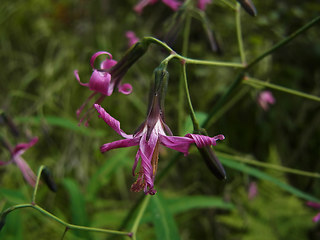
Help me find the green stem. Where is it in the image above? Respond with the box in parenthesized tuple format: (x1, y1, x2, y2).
(216, 152, 320, 178)
(246, 16, 320, 70)
(178, 14, 192, 135)
(1, 204, 131, 237)
(236, 3, 246, 64)
(181, 63, 200, 131)
(32, 165, 45, 204)
(218, 0, 236, 10)
(130, 195, 151, 240)
(244, 77, 320, 102)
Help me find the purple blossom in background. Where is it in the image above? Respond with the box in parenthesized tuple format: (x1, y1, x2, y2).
(248, 181, 258, 200)
(306, 201, 320, 222)
(126, 31, 139, 47)
(134, 0, 181, 14)
(197, 0, 212, 10)
(257, 90, 276, 111)
(94, 95, 224, 195)
(0, 137, 38, 187)
(74, 51, 132, 126)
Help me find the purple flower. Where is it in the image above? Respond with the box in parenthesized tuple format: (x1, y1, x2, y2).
(126, 31, 140, 48)
(197, 0, 212, 10)
(74, 51, 133, 126)
(306, 201, 320, 222)
(0, 137, 38, 187)
(248, 181, 258, 200)
(257, 90, 276, 111)
(94, 95, 224, 195)
(134, 0, 182, 14)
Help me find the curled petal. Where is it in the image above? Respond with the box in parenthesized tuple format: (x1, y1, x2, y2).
(101, 58, 117, 70)
(160, 135, 194, 156)
(132, 149, 141, 176)
(14, 156, 37, 187)
(74, 70, 89, 87)
(100, 138, 139, 153)
(90, 51, 113, 69)
(185, 134, 225, 148)
(118, 83, 133, 95)
(89, 70, 112, 95)
(94, 104, 133, 138)
(162, 0, 181, 11)
(12, 137, 39, 156)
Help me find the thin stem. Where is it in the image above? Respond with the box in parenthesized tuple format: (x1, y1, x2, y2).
(244, 77, 320, 102)
(236, 3, 246, 64)
(1, 204, 131, 237)
(218, 0, 236, 10)
(216, 152, 320, 178)
(130, 195, 151, 240)
(181, 63, 200, 131)
(246, 15, 320, 70)
(32, 165, 45, 204)
(178, 13, 192, 135)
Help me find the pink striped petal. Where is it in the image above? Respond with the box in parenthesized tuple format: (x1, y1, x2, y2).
(100, 138, 139, 153)
(94, 104, 133, 139)
(14, 156, 37, 187)
(162, 0, 181, 11)
(100, 58, 117, 70)
(74, 70, 89, 87)
(12, 137, 39, 156)
(118, 83, 133, 95)
(89, 70, 112, 95)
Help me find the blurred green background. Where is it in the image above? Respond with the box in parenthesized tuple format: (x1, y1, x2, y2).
(0, 0, 320, 239)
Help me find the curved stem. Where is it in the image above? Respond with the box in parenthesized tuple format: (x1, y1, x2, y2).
(1, 204, 131, 237)
(32, 165, 45, 204)
(181, 62, 200, 131)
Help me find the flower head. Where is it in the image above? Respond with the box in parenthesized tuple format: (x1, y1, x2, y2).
(197, 0, 212, 11)
(134, 0, 181, 14)
(94, 97, 224, 195)
(257, 90, 276, 111)
(306, 201, 320, 223)
(74, 51, 132, 126)
(0, 137, 38, 187)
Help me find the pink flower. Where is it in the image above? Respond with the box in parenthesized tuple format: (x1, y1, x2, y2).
(134, 0, 182, 14)
(0, 137, 38, 187)
(306, 201, 320, 223)
(248, 182, 258, 200)
(257, 90, 276, 111)
(74, 51, 132, 126)
(126, 31, 139, 47)
(197, 0, 211, 10)
(94, 95, 224, 195)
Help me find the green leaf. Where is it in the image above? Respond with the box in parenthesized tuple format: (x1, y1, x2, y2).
(86, 148, 131, 201)
(0, 188, 27, 204)
(15, 116, 104, 137)
(149, 193, 180, 240)
(219, 156, 320, 202)
(164, 196, 234, 215)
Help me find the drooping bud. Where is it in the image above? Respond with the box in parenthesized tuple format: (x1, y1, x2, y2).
(41, 167, 57, 192)
(196, 129, 226, 180)
(236, 0, 257, 17)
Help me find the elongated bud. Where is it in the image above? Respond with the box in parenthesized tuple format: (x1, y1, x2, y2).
(41, 167, 57, 192)
(196, 129, 226, 180)
(236, 0, 257, 17)
(109, 39, 150, 88)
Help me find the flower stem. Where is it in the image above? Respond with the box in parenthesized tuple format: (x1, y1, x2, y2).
(218, 0, 236, 10)
(130, 195, 151, 240)
(236, 3, 246, 64)
(244, 77, 320, 102)
(32, 165, 45, 204)
(1, 203, 131, 237)
(181, 62, 200, 131)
